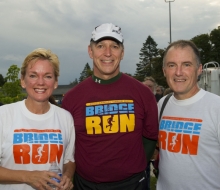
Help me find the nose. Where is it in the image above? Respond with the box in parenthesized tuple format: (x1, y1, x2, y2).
(104, 46, 111, 56)
(175, 65, 183, 76)
(37, 76, 45, 85)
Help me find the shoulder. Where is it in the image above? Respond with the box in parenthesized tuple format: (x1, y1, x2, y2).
(64, 77, 92, 98)
(203, 90, 220, 105)
(121, 73, 149, 90)
(51, 105, 74, 126)
(52, 104, 72, 118)
(0, 101, 21, 114)
(0, 101, 22, 126)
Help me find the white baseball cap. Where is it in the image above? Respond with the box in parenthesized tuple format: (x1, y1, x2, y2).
(91, 23, 124, 43)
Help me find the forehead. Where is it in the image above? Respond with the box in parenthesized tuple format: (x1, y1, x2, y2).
(165, 46, 196, 63)
(143, 80, 154, 86)
(27, 59, 54, 71)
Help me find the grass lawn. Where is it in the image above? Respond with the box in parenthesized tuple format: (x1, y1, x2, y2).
(150, 176, 157, 190)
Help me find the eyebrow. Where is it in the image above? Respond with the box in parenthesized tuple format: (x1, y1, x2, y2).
(166, 61, 192, 64)
(28, 71, 53, 75)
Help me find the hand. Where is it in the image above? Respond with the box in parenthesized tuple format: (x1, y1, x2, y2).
(25, 170, 62, 190)
(57, 175, 74, 190)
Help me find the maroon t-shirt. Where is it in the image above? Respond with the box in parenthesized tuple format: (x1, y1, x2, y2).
(62, 74, 158, 183)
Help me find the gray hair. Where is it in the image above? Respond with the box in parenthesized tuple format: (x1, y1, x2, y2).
(163, 40, 201, 67)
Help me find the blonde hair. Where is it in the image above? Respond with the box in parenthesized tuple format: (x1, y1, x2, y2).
(143, 76, 156, 85)
(21, 48, 60, 80)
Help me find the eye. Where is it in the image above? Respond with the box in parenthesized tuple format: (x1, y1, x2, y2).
(168, 63, 175, 68)
(29, 74, 36, 78)
(97, 44, 103, 49)
(184, 63, 191, 67)
(45, 75, 52, 79)
(112, 45, 119, 49)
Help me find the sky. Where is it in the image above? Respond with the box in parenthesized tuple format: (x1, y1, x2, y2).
(0, 0, 219, 85)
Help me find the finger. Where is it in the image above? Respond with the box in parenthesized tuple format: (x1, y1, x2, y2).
(69, 183, 74, 190)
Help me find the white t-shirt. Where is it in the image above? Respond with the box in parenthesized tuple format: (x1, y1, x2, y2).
(157, 89, 220, 190)
(0, 100, 75, 190)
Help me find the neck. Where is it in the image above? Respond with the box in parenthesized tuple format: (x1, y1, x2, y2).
(25, 99, 50, 114)
(92, 72, 122, 84)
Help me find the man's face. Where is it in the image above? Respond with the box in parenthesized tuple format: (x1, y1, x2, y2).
(156, 86, 163, 95)
(163, 46, 202, 100)
(143, 80, 155, 93)
(88, 39, 124, 80)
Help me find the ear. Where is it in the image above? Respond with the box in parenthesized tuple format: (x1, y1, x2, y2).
(54, 81, 58, 89)
(121, 49, 124, 60)
(20, 77, 26, 88)
(88, 45, 93, 59)
(163, 67, 166, 77)
(197, 64, 202, 76)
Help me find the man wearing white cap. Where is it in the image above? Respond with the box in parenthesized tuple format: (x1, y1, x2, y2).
(62, 23, 158, 190)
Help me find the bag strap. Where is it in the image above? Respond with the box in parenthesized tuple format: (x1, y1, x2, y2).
(159, 93, 172, 121)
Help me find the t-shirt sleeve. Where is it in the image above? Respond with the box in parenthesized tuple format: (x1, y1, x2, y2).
(63, 113, 75, 164)
(143, 92, 159, 140)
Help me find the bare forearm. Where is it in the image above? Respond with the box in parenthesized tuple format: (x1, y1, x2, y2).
(63, 161, 75, 179)
(0, 166, 27, 184)
(0, 166, 63, 189)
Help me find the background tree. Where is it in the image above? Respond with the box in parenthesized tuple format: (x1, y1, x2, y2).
(124, 73, 133, 77)
(78, 63, 93, 82)
(0, 65, 26, 104)
(70, 78, 78, 86)
(134, 35, 159, 81)
(130, 26, 220, 91)
(209, 27, 220, 63)
(151, 49, 168, 88)
(0, 74, 5, 87)
(191, 34, 212, 64)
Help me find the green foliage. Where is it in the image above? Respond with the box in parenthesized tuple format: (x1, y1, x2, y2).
(151, 49, 168, 88)
(0, 74, 5, 87)
(134, 36, 159, 81)
(133, 26, 220, 88)
(209, 28, 220, 63)
(78, 63, 93, 82)
(0, 65, 26, 104)
(191, 27, 220, 64)
(191, 34, 212, 64)
(5, 65, 20, 82)
(150, 176, 157, 190)
(70, 78, 79, 86)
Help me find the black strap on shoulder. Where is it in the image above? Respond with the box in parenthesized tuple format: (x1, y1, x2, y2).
(159, 93, 172, 121)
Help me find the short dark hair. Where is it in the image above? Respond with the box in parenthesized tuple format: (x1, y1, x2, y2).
(163, 40, 201, 67)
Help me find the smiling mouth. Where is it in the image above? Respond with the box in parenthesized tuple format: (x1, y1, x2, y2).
(174, 79, 186, 82)
(35, 89, 46, 93)
(102, 60, 113, 63)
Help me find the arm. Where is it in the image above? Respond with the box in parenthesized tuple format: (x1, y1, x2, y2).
(0, 166, 62, 189)
(142, 137, 157, 162)
(59, 161, 75, 189)
(58, 113, 76, 189)
(63, 161, 75, 179)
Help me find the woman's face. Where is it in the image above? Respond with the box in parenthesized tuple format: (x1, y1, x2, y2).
(21, 59, 58, 104)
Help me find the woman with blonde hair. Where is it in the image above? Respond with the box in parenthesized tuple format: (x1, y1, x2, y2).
(0, 48, 75, 190)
